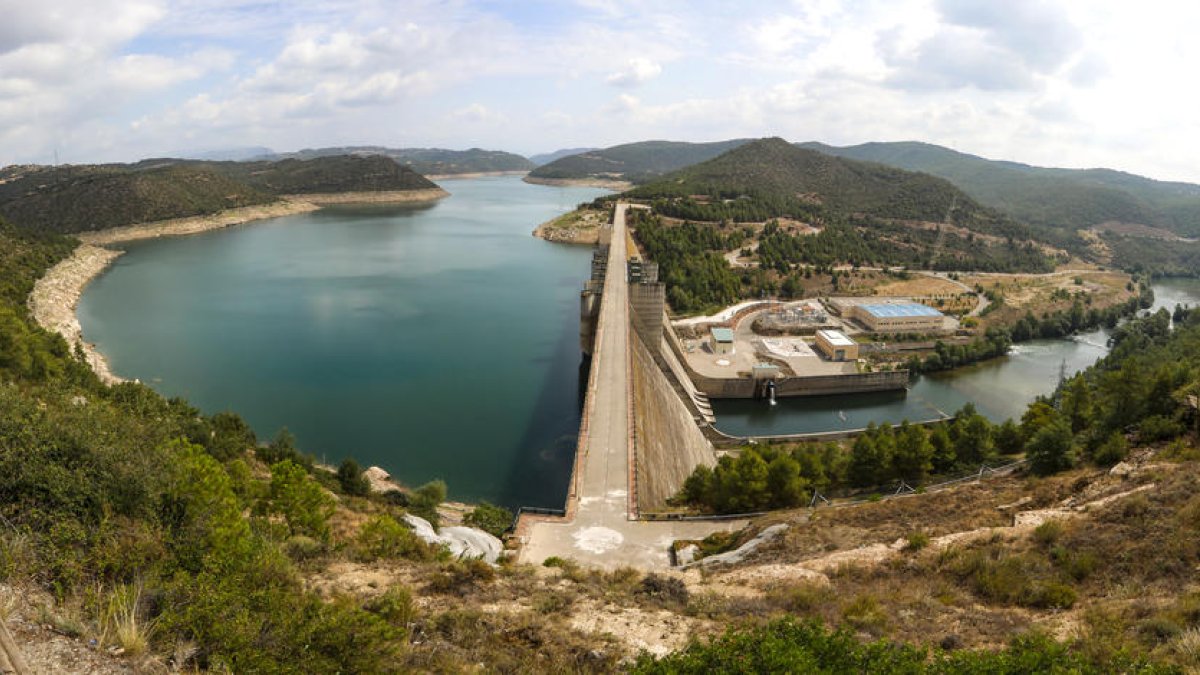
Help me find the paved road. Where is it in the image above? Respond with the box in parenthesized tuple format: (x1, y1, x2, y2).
(521, 203, 744, 570)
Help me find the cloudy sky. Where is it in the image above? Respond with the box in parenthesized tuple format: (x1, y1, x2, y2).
(3, 0, 1198, 182)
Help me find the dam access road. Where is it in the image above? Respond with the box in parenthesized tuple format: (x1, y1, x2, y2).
(519, 203, 744, 570)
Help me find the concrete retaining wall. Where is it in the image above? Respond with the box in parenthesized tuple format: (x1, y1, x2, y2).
(695, 370, 910, 399)
(631, 329, 716, 511)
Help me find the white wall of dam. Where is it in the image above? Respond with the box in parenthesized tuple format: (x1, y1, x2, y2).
(630, 327, 716, 511)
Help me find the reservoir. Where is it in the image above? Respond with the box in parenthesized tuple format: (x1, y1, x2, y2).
(711, 277, 1200, 438)
(78, 177, 1200, 504)
(78, 176, 608, 508)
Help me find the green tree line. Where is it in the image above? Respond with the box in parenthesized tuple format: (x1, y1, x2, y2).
(678, 306, 1200, 515)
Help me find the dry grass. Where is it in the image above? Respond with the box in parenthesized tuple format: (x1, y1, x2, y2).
(961, 269, 1135, 329)
(102, 583, 153, 657)
(699, 447, 1200, 658)
(873, 276, 966, 298)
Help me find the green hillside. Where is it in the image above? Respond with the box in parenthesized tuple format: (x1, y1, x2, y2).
(0, 156, 437, 235)
(0, 164, 274, 235)
(627, 138, 1026, 238)
(527, 139, 753, 183)
(800, 140, 1200, 238)
(210, 155, 438, 194)
(271, 146, 535, 175)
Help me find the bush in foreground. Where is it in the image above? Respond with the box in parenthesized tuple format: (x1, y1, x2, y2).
(633, 617, 1171, 674)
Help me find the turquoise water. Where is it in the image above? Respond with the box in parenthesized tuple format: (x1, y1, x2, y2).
(78, 183, 1200, 500)
(711, 278, 1200, 437)
(78, 176, 608, 508)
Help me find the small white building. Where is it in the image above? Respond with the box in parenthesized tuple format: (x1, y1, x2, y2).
(815, 329, 859, 361)
(711, 327, 735, 355)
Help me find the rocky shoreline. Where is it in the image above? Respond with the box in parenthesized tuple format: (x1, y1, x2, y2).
(283, 188, 448, 205)
(532, 219, 600, 245)
(28, 245, 126, 384)
(424, 171, 528, 180)
(31, 190, 450, 384)
(80, 199, 322, 246)
(522, 175, 632, 190)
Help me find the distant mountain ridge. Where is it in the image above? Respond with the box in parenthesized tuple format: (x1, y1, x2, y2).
(262, 146, 534, 176)
(527, 139, 754, 184)
(626, 137, 1023, 236)
(528, 147, 599, 166)
(798, 140, 1200, 237)
(0, 155, 438, 235)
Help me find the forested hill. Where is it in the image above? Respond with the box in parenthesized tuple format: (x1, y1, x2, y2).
(527, 138, 753, 183)
(626, 137, 1026, 237)
(799, 140, 1200, 238)
(0, 155, 437, 235)
(0, 163, 274, 235)
(207, 155, 438, 194)
(265, 146, 535, 175)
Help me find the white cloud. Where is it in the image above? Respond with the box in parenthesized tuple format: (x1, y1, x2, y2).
(605, 58, 662, 87)
(453, 103, 504, 124)
(0, 0, 163, 54)
(2, 1, 1200, 184)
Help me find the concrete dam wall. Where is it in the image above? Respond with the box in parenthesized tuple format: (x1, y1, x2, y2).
(630, 327, 716, 512)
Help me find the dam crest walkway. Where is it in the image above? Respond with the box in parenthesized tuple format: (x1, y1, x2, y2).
(518, 203, 743, 570)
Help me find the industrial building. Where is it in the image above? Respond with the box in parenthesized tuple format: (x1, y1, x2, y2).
(815, 330, 859, 361)
(851, 302, 945, 333)
(710, 327, 735, 355)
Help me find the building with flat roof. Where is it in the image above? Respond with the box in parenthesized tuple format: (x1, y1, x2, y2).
(815, 329, 859, 361)
(851, 302, 945, 333)
(710, 327, 735, 355)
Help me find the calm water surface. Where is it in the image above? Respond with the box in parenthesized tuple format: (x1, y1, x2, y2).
(79, 176, 607, 508)
(79, 187, 1200, 498)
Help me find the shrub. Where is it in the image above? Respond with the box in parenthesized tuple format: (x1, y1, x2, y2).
(336, 458, 370, 497)
(841, 594, 888, 636)
(532, 590, 575, 614)
(205, 411, 256, 462)
(255, 428, 313, 470)
(283, 535, 324, 560)
(767, 582, 834, 614)
(427, 559, 496, 596)
(636, 574, 689, 609)
(1032, 520, 1063, 547)
(1027, 418, 1076, 476)
(409, 480, 447, 528)
(355, 515, 431, 562)
(365, 586, 416, 634)
(1139, 415, 1184, 443)
(1092, 432, 1128, 466)
(1026, 581, 1077, 609)
(268, 460, 335, 541)
(463, 502, 514, 538)
(1050, 546, 1098, 582)
(904, 531, 930, 552)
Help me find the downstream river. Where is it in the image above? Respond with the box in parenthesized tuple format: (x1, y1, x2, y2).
(79, 176, 608, 508)
(712, 278, 1200, 437)
(78, 178, 1200, 504)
